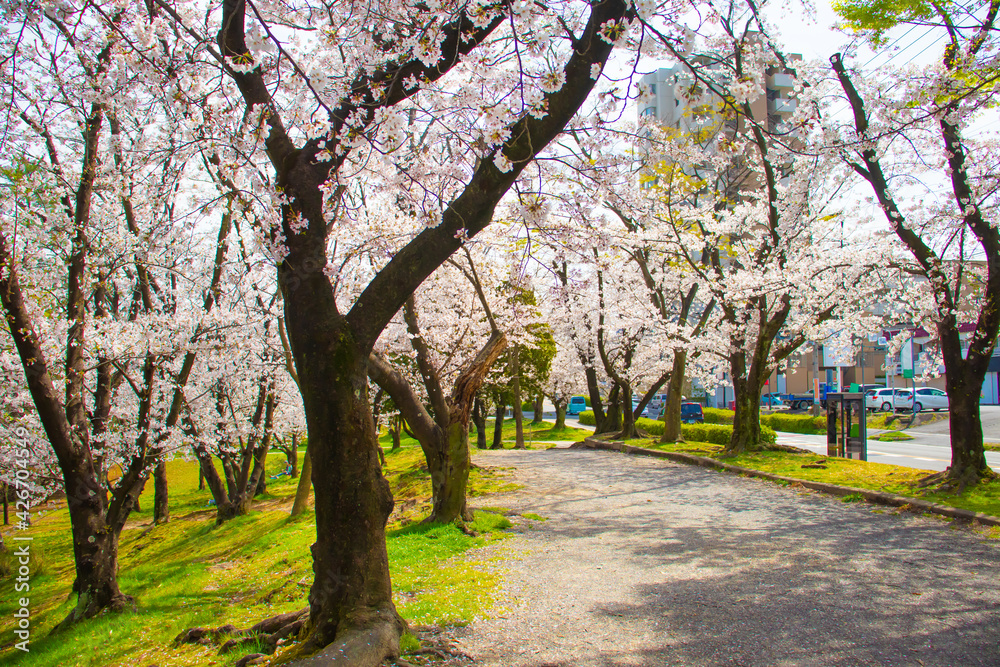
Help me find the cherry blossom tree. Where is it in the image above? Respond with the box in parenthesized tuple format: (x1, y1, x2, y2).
(145, 0, 645, 660)
(828, 0, 1000, 487)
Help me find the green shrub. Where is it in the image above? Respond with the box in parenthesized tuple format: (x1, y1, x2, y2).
(703, 408, 734, 424)
(578, 410, 595, 425)
(635, 418, 776, 445)
(759, 412, 825, 434)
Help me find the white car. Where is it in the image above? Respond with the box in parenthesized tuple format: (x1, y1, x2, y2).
(912, 387, 949, 412)
(865, 388, 897, 412)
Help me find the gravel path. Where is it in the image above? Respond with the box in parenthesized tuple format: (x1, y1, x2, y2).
(454, 448, 1000, 667)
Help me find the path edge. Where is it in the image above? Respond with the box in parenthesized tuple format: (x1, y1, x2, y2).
(572, 437, 1000, 529)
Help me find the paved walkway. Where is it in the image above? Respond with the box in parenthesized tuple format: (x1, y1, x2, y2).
(456, 448, 1000, 667)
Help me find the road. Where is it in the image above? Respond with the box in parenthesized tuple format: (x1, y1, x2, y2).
(563, 410, 1000, 472)
(775, 432, 1000, 472)
(457, 448, 1000, 666)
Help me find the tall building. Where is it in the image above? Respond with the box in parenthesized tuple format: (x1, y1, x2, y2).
(638, 53, 801, 135)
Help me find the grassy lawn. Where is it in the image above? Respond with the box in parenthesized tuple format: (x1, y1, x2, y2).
(485, 418, 590, 444)
(874, 430, 915, 442)
(630, 438, 1000, 521)
(0, 442, 515, 666)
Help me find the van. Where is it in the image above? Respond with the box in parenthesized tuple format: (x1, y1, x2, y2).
(567, 396, 588, 416)
(680, 402, 704, 424)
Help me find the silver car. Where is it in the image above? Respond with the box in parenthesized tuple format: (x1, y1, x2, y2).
(912, 387, 949, 412)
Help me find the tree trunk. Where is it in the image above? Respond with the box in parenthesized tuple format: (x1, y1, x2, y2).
(531, 394, 544, 424)
(290, 448, 312, 517)
(153, 459, 169, 525)
(425, 422, 473, 523)
(553, 399, 567, 430)
(492, 401, 505, 449)
(937, 353, 994, 488)
(198, 468, 205, 490)
(280, 304, 402, 656)
(390, 416, 402, 451)
(473, 397, 488, 449)
(584, 366, 606, 428)
(660, 351, 687, 443)
(288, 433, 299, 478)
(254, 447, 269, 497)
(619, 378, 639, 440)
(57, 476, 134, 628)
(512, 356, 525, 450)
(600, 383, 622, 434)
(724, 348, 767, 455)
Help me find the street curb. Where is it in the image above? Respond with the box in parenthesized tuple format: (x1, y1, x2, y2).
(572, 437, 1000, 529)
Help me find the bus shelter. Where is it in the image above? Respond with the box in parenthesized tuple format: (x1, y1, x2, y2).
(826, 392, 867, 461)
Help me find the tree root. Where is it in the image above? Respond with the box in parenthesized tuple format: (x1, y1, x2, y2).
(174, 607, 309, 656)
(51, 592, 136, 635)
(916, 466, 997, 494)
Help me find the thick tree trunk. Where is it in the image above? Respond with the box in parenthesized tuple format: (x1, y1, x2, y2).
(290, 448, 312, 517)
(492, 402, 505, 449)
(425, 422, 472, 523)
(619, 379, 638, 440)
(660, 351, 687, 443)
(583, 366, 607, 433)
(279, 298, 402, 656)
(553, 399, 567, 430)
(600, 383, 622, 434)
(57, 477, 133, 628)
(473, 397, 488, 449)
(584, 366, 606, 428)
(724, 350, 767, 455)
(531, 394, 544, 424)
(153, 459, 169, 524)
(936, 353, 995, 487)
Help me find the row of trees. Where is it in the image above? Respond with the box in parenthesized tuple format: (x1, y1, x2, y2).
(0, 0, 996, 663)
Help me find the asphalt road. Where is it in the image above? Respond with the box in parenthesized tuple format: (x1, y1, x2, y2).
(775, 432, 1000, 473)
(563, 410, 1000, 473)
(457, 448, 1000, 667)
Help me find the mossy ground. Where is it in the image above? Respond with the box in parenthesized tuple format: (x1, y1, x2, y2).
(632, 439, 1000, 520)
(0, 438, 515, 666)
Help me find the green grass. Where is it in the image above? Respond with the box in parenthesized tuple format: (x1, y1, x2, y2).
(984, 442, 1000, 452)
(486, 418, 590, 444)
(0, 442, 515, 666)
(875, 430, 915, 442)
(629, 438, 1000, 520)
(521, 512, 548, 522)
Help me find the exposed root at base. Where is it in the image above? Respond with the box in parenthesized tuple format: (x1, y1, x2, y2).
(383, 625, 475, 667)
(916, 466, 997, 494)
(51, 593, 137, 635)
(174, 607, 309, 661)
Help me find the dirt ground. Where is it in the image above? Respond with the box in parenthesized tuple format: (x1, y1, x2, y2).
(444, 448, 1000, 667)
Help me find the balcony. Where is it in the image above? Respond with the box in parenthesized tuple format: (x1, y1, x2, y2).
(768, 97, 797, 115)
(768, 72, 795, 91)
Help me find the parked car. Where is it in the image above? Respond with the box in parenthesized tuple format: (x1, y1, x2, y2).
(644, 394, 668, 419)
(912, 387, 949, 412)
(865, 388, 897, 412)
(760, 395, 787, 409)
(893, 389, 914, 411)
(680, 402, 704, 424)
(567, 396, 588, 416)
